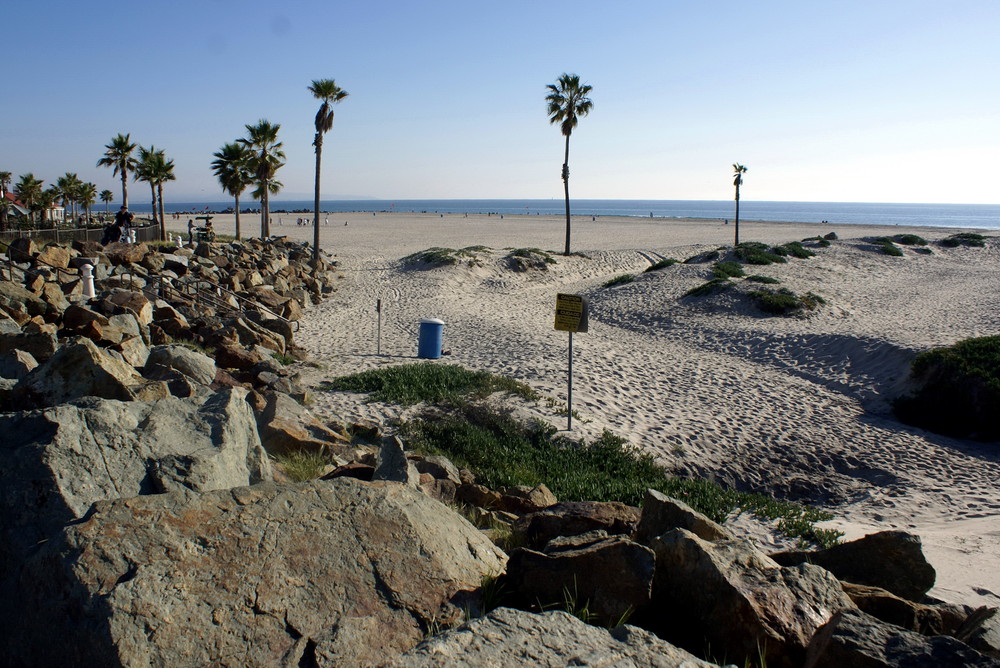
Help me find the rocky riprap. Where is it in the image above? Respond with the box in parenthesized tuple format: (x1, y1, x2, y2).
(0, 237, 998, 667)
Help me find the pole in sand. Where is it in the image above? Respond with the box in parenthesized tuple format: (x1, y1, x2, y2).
(376, 299, 382, 355)
(553, 293, 589, 431)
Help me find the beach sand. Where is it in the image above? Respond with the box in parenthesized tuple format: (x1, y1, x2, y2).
(165, 211, 1000, 607)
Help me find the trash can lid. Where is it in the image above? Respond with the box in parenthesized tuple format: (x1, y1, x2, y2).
(420, 318, 445, 325)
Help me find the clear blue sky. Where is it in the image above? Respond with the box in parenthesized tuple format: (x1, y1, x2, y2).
(2, 1, 997, 204)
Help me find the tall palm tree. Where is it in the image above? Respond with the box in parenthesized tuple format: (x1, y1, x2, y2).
(97, 133, 138, 208)
(136, 145, 162, 227)
(732, 163, 748, 246)
(40, 187, 59, 225)
(100, 189, 114, 216)
(238, 120, 285, 239)
(546, 73, 593, 256)
(14, 173, 44, 225)
(211, 141, 253, 240)
(308, 78, 349, 265)
(79, 182, 97, 224)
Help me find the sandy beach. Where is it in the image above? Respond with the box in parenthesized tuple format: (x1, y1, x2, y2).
(166, 212, 1000, 607)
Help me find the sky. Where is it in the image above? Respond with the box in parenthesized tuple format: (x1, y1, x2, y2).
(2, 1, 998, 204)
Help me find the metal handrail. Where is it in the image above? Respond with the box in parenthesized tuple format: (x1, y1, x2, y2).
(0, 240, 83, 284)
(144, 274, 300, 333)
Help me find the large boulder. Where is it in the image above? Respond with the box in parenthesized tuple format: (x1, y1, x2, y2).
(632, 488, 732, 545)
(513, 501, 640, 549)
(256, 391, 350, 456)
(0, 388, 270, 576)
(12, 336, 168, 407)
(505, 533, 655, 626)
(805, 609, 1000, 668)
(12, 478, 507, 667)
(651, 528, 856, 668)
(389, 607, 722, 667)
(144, 343, 218, 386)
(771, 530, 936, 601)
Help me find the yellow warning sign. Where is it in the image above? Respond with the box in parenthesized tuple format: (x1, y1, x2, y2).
(554, 293, 589, 333)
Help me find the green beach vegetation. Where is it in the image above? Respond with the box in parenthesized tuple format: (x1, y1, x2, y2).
(644, 258, 679, 272)
(402, 246, 489, 267)
(322, 363, 841, 548)
(894, 335, 1000, 441)
(603, 273, 635, 288)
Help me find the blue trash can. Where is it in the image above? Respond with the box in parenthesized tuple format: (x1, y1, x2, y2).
(417, 318, 445, 359)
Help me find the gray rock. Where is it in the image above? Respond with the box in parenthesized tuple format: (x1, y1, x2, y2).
(771, 530, 936, 601)
(0, 349, 37, 380)
(506, 534, 655, 626)
(805, 609, 1000, 668)
(390, 607, 722, 667)
(144, 343, 218, 386)
(374, 435, 420, 486)
(13, 336, 168, 406)
(256, 391, 350, 456)
(513, 501, 640, 549)
(652, 528, 856, 668)
(12, 478, 507, 667)
(414, 454, 462, 485)
(633, 488, 732, 545)
(0, 388, 270, 584)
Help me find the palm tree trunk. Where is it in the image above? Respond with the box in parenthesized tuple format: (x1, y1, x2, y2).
(121, 172, 129, 209)
(734, 185, 741, 246)
(313, 135, 323, 265)
(262, 184, 270, 239)
(562, 134, 572, 256)
(157, 184, 166, 242)
(234, 194, 241, 240)
(150, 183, 158, 228)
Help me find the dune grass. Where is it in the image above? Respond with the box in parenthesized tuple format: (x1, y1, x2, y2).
(330, 364, 842, 548)
(894, 335, 1000, 441)
(940, 232, 987, 248)
(750, 288, 825, 316)
(645, 258, 679, 272)
(684, 278, 732, 297)
(734, 242, 787, 266)
(402, 246, 489, 267)
(712, 260, 746, 279)
(873, 238, 904, 256)
(603, 274, 636, 288)
(320, 362, 539, 405)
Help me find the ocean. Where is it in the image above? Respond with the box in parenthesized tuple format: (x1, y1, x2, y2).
(133, 199, 1000, 231)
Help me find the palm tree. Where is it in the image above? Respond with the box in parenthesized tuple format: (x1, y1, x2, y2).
(732, 163, 748, 246)
(79, 182, 97, 224)
(100, 189, 114, 216)
(40, 187, 59, 225)
(14, 173, 44, 225)
(308, 78, 349, 265)
(56, 172, 82, 223)
(136, 147, 175, 241)
(97, 133, 138, 208)
(546, 73, 593, 256)
(211, 141, 253, 240)
(238, 120, 285, 239)
(136, 145, 162, 227)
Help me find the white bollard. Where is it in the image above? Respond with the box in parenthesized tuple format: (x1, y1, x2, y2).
(129, 230, 137, 244)
(81, 263, 95, 299)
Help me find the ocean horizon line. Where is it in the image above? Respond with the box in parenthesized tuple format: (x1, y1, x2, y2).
(122, 198, 999, 231)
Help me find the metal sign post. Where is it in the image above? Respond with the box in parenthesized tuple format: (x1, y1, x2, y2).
(554, 293, 589, 431)
(376, 299, 382, 355)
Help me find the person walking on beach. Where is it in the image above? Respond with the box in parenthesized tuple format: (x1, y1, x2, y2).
(187, 219, 195, 244)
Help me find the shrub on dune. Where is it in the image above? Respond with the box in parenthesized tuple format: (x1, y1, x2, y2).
(894, 335, 1000, 441)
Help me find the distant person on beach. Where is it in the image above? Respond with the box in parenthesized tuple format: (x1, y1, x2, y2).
(204, 221, 216, 242)
(187, 219, 195, 244)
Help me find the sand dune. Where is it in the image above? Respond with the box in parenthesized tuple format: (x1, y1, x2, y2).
(165, 212, 1000, 607)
